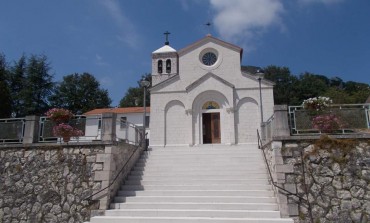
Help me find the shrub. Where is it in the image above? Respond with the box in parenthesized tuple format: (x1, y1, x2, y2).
(302, 97, 332, 111)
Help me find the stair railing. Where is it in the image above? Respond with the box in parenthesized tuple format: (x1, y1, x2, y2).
(83, 144, 142, 202)
(257, 129, 313, 222)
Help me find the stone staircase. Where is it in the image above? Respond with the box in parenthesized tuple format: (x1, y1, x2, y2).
(90, 145, 293, 223)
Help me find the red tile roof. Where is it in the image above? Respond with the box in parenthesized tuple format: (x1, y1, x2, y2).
(84, 107, 150, 115)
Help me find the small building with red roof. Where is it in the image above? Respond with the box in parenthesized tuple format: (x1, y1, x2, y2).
(83, 107, 150, 143)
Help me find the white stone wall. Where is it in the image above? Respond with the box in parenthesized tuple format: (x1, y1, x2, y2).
(236, 97, 259, 144)
(149, 36, 275, 148)
(165, 100, 189, 146)
(148, 93, 167, 147)
(179, 42, 242, 87)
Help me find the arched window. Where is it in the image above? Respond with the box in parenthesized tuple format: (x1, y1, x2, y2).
(202, 101, 220, 109)
(166, 59, 171, 73)
(158, 60, 163, 74)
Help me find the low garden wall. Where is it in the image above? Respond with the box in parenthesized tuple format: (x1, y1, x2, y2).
(265, 136, 370, 222)
(0, 141, 143, 223)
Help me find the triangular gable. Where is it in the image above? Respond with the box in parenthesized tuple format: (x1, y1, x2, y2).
(185, 72, 235, 92)
(150, 74, 180, 92)
(241, 71, 275, 87)
(178, 35, 243, 58)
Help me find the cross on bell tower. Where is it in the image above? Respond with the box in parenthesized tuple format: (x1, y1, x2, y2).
(164, 31, 171, 45)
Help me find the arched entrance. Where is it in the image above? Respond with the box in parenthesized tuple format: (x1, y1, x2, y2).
(191, 90, 230, 145)
(202, 101, 221, 144)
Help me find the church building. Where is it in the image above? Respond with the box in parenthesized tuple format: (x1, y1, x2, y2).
(149, 35, 275, 148)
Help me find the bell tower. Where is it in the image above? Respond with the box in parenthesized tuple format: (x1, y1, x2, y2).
(151, 31, 178, 86)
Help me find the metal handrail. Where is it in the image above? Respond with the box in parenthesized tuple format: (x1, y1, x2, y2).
(84, 143, 142, 201)
(257, 129, 313, 222)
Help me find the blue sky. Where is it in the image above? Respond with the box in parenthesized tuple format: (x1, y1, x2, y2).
(1, 0, 369, 106)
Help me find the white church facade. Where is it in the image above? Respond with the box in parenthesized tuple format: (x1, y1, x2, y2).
(149, 35, 275, 148)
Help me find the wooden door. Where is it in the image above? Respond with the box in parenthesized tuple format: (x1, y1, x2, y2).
(211, 113, 221, 143)
(202, 113, 221, 144)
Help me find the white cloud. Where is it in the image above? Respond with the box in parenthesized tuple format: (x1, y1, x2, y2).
(210, 0, 284, 46)
(178, 0, 203, 11)
(99, 0, 140, 48)
(95, 54, 109, 66)
(178, 0, 190, 10)
(299, 0, 344, 5)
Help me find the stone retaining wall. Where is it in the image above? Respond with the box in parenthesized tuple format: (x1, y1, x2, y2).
(265, 136, 370, 222)
(0, 142, 142, 223)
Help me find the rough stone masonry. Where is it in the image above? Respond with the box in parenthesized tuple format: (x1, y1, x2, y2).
(266, 136, 370, 223)
(0, 142, 141, 223)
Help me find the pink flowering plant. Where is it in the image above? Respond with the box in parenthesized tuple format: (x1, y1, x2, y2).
(46, 108, 74, 123)
(312, 114, 344, 133)
(46, 108, 84, 139)
(53, 123, 84, 138)
(302, 96, 347, 133)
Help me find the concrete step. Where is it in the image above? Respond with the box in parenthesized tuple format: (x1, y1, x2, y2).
(141, 150, 263, 158)
(110, 202, 279, 211)
(140, 153, 263, 158)
(114, 195, 277, 203)
(124, 179, 270, 185)
(126, 175, 269, 181)
(141, 154, 263, 159)
(88, 145, 294, 223)
(87, 146, 295, 223)
(90, 216, 294, 223)
(121, 184, 273, 191)
(130, 169, 267, 176)
(117, 190, 274, 197)
(133, 166, 268, 171)
(148, 145, 259, 151)
(130, 170, 268, 175)
(136, 160, 265, 165)
(134, 163, 267, 169)
(136, 158, 265, 162)
(141, 152, 262, 156)
(104, 209, 282, 218)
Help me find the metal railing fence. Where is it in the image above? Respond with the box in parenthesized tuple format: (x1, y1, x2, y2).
(261, 115, 274, 142)
(0, 114, 144, 145)
(39, 115, 101, 142)
(116, 119, 143, 146)
(289, 104, 370, 135)
(0, 118, 25, 144)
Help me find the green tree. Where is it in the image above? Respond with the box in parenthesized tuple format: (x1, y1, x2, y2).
(0, 53, 12, 118)
(263, 65, 300, 105)
(322, 87, 353, 104)
(8, 55, 27, 117)
(119, 74, 151, 107)
(22, 55, 54, 116)
(50, 73, 112, 114)
(343, 81, 370, 103)
(295, 72, 328, 102)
